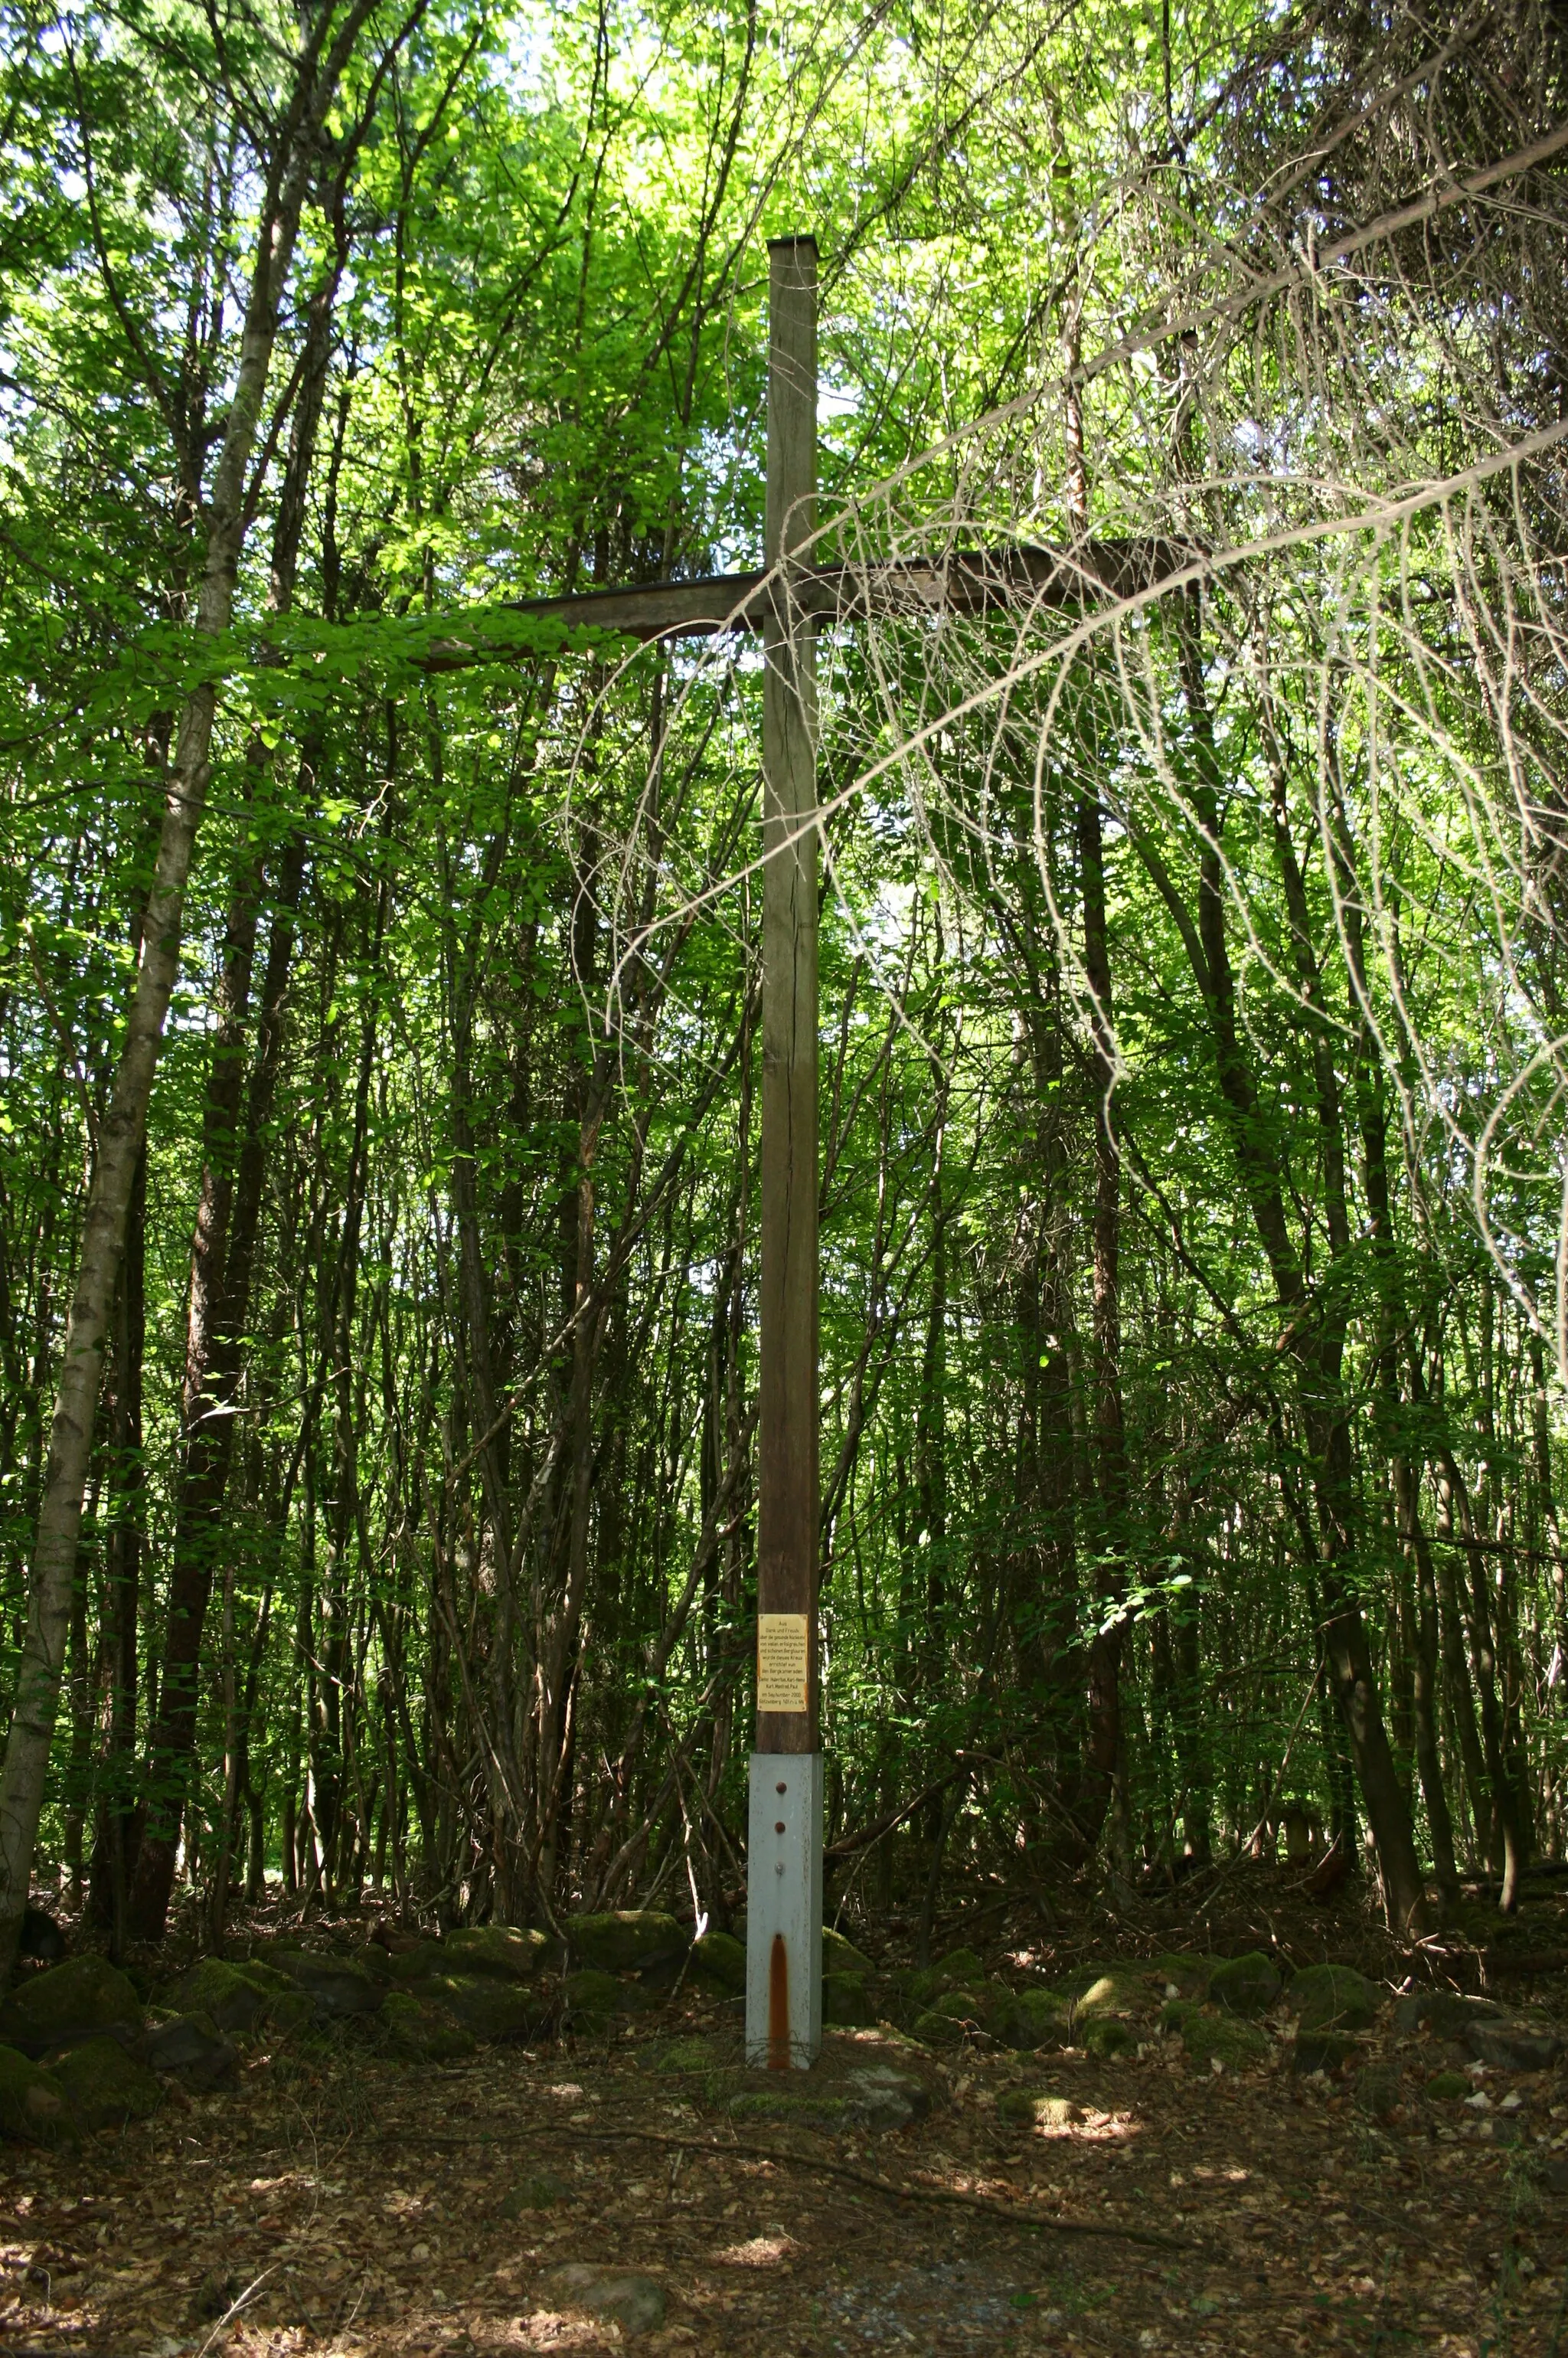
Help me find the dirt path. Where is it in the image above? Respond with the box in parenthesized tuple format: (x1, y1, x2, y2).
(0, 1980, 1562, 2358)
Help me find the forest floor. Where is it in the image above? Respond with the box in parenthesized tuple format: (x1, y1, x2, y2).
(1, 1865, 1566, 2358)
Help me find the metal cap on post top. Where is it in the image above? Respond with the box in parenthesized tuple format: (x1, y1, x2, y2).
(746, 234, 823, 2071)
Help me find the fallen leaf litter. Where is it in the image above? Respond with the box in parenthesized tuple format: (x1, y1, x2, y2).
(0, 1871, 1562, 2356)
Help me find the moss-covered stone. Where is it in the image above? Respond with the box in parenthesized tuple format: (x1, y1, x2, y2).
(822, 1927, 875, 1977)
(941, 1944, 986, 1981)
(563, 1967, 626, 2029)
(905, 1947, 985, 2007)
(1083, 2018, 1137, 2058)
(1009, 1987, 1071, 2052)
(1393, 1990, 1501, 2038)
(1065, 1965, 1151, 2033)
(1034, 2092, 1083, 2130)
(997, 2088, 1081, 2129)
(265, 1989, 317, 2034)
(386, 1941, 451, 1987)
(688, 1930, 745, 1993)
(143, 2012, 237, 2088)
(645, 2036, 736, 2106)
(1282, 1964, 1380, 2033)
(1292, 2031, 1361, 2074)
(443, 1925, 550, 1982)
(53, 2037, 161, 2131)
(1161, 1999, 1271, 2070)
(567, 1912, 684, 1973)
(381, 1990, 478, 2062)
(425, 1973, 544, 2043)
(0, 1955, 142, 2053)
(652, 2036, 724, 2075)
(1207, 1952, 1282, 2017)
(167, 1958, 283, 2036)
(236, 1959, 293, 1993)
(1425, 2069, 1472, 2101)
(910, 2006, 967, 2050)
(1152, 1953, 1215, 2000)
(0, 2045, 71, 2144)
(266, 1949, 384, 2018)
(929, 1980, 1018, 2043)
(823, 1971, 875, 2026)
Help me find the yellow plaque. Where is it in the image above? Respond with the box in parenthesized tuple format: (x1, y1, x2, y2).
(756, 1613, 809, 1712)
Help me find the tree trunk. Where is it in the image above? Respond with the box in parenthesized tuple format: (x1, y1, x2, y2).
(0, 11, 362, 1969)
(1157, 599, 1428, 1932)
(1076, 789, 1127, 1856)
(1436, 1447, 1527, 1909)
(127, 231, 344, 1944)
(61, 1527, 95, 1908)
(126, 824, 312, 1938)
(1392, 1452, 1460, 1899)
(87, 1150, 146, 1959)
(1527, 1329, 1568, 1706)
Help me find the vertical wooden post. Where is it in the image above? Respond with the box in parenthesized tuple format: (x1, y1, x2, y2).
(746, 234, 822, 2069)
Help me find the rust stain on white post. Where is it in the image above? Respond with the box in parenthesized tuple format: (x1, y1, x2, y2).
(746, 234, 822, 2069)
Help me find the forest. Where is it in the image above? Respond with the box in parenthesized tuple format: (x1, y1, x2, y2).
(1, 0, 1567, 2350)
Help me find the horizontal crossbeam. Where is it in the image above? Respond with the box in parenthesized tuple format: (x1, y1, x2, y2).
(417, 538, 1181, 671)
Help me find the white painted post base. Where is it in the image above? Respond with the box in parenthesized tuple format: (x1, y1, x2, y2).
(745, 1751, 823, 2068)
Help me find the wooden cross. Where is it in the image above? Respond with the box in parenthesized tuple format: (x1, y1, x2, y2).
(426, 235, 1162, 2067)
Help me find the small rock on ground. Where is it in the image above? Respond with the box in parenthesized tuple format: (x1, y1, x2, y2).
(1465, 2017, 1564, 2071)
(1393, 1989, 1501, 2036)
(536, 2262, 666, 2336)
(564, 1967, 650, 2033)
(166, 1958, 286, 2035)
(443, 1924, 552, 1981)
(143, 2012, 238, 2088)
(688, 1930, 744, 1992)
(422, 1971, 546, 2042)
(1292, 2030, 1362, 2074)
(0, 2045, 71, 2143)
(1283, 1962, 1380, 2031)
(266, 1949, 384, 2017)
(1208, 1951, 1282, 2016)
(51, 2036, 162, 2131)
(385, 1939, 449, 1985)
(996, 2088, 1080, 2127)
(844, 2062, 930, 2131)
(567, 1912, 684, 1974)
(822, 1969, 876, 2024)
(381, 1989, 478, 2061)
(822, 1927, 875, 1975)
(0, 1956, 142, 2053)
